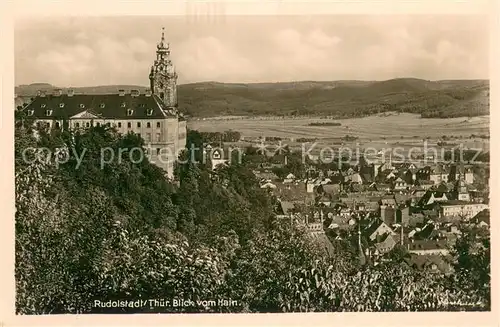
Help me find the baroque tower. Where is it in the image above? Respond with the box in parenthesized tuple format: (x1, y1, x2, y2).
(149, 27, 178, 108)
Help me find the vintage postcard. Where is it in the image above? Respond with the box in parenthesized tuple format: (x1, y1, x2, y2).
(1, 0, 498, 326)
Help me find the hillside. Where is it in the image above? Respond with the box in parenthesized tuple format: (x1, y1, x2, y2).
(15, 78, 489, 118)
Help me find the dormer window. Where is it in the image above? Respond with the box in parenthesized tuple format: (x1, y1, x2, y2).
(127, 109, 134, 116)
(146, 109, 153, 116)
(79, 104, 85, 109)
(59, 103, 65, 108)
(45, 109, 53, 116)
(27, 110, 34, 116)
(41, 104, 46, 108)
(100, 103, 105, 108)
(121, 102, 126, 108)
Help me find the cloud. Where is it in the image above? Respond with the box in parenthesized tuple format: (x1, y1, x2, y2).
(14, 15, 489, 86)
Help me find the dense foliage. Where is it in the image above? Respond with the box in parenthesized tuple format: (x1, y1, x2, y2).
(15, 125, 490, 314)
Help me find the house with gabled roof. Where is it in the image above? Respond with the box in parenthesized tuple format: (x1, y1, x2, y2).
(363, 219, 396, 242)
(417, 190, 449, 207)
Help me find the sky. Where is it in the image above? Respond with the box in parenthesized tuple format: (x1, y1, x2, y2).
(14, 15, 489, 87)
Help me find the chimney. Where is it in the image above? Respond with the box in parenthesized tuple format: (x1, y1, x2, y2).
(67, 89, 75, 97)
(145, 89, 152, 97)
(131, 89, 140, 97)
(53, 89, 63, 96)
(118, 89, 125, 96)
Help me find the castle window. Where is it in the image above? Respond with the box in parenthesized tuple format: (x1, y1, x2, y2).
(121, 102, 126, 108)
(106, 122, 111, 127)
(59, 103, 65, 108)
(137, 122, 141, 128)
(156, 133, 161, 142)
(138, 133, 141, 138)
(86, 122, 90, 128)
(147, 109, 153, 116)
(79, 104, 85, 109)
(100, 103, 105, 108)
(127, 109, 134, 116)
(156, 122, 161, 128)
(156, 148, 161, 155)
(55, 122, 60, 128)
(127, 122, 132, 128)
(27, 110, 34, 116)
(45, 109, 53, 116)
(41, 104, 46, 108)
(147, 122, 151, 128)
(118, 122, 122, 128)
(146, 133, 151, 141)
(36, 122, 41, 128)
(75, 122, 80, 128)
(96, 122, 101, 127)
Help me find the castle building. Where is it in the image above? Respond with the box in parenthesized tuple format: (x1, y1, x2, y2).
(19, 28, 187, 178)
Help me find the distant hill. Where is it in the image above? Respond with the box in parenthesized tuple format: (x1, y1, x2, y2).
(15, 78, 489, 118)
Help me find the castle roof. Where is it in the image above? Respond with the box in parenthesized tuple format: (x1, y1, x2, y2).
(22, 92, 178, 120)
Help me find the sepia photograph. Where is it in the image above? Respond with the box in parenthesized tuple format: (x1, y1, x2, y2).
(10, 7, 492, 317)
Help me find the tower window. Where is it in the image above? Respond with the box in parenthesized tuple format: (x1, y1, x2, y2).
(147, 109, 153, 116)
(127, 109, 134, 116)
(59, 103, 65, 108)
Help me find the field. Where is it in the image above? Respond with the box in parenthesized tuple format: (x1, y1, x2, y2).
(188, 113, 490, 157)
(189, 113, 489, 140)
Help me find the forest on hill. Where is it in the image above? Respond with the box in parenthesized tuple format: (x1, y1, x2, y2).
(15, 117, 490, 313)
(15, 78, 489, 119)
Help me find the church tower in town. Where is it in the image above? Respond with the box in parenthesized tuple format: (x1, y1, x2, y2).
(149, 27, 178, 108)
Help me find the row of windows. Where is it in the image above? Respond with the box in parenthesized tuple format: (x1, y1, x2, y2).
(69, 121, 163, 128)
(39, 103, 151, 109)
(33, 108, 155, 117)
(36, 120, 165, 130)
(36, 121, 167, 143)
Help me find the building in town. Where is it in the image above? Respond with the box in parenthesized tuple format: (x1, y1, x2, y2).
(19, 28, 187, 178)
(438, 201, 489, 220)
